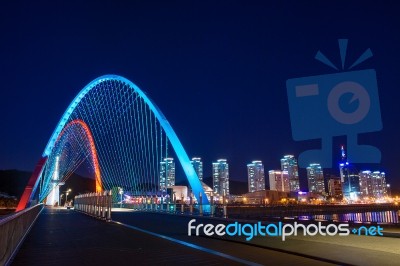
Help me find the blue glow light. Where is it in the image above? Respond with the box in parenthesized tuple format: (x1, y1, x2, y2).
(40, 75, 209, 206)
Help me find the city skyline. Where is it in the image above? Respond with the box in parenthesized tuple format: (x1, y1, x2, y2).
(161, 152, 391, 200)
(2, 2, 400, 265)
(1, 2, 400, 193)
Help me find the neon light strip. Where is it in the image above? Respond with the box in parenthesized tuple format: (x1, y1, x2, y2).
(57, 119, 102, 192)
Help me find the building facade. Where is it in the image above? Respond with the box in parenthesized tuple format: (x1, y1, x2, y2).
(159, 158, 175, 192)
(306, 163, 325, 194)
(280, 155, 300, 192)
(212, 159, 229, 196)
(190, 157, 203, 181)
(268, 170, 290, 192)
(340, 162, 360, 201)
(327, 178, 342, 198)
(359, 170, 373, 198)
(359, 170, 387, 199)
(247, 160, 265, 192)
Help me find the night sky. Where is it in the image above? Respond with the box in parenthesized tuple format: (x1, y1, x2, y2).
(1, 1, 400, 190)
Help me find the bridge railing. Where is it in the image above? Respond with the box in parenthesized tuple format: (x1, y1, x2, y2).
(74, 191, 113, 221)
(0, 203, 43, 266)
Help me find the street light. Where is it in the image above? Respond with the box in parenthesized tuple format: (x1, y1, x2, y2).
(65, 188, 72, 207)
(59, 194, 64, 207)
(118, 187, 124, 208)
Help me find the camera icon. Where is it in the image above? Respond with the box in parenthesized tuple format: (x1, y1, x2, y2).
(286, 69, 382, 168)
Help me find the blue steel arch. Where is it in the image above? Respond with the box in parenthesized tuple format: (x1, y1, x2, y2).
(43, 75, 209, 205)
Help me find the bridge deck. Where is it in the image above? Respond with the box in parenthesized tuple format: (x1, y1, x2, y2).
(11, 207, 245, 266)
(13, 207, 400, 265)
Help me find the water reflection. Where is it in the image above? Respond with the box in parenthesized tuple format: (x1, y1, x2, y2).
(298, 211, 398, 224)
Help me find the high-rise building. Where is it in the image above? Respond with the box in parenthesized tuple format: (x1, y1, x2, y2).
(340, 162, 360, 201)
(359, 170, 388, 199)
(339, 146, 360, 201)
(159, 158, 175, 192)
(280, 155, 300, 192)
(359, 170, 373, 197)
(190, 157, 203, 181)
(371, 171, 387, 198)
(268, 170, 290, 192)
(327, 178, 342, 198)
(212, 159, 229, 196)
(306, 163, 325, 194)
(247, 161, 265, 192)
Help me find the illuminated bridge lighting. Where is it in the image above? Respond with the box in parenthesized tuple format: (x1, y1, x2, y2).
(33, 75, 208, 207)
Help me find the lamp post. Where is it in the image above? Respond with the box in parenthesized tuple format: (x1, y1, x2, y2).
(118, 187, 124, 208)
(65, 188, 72, 207)
(59, 194, 64, 207)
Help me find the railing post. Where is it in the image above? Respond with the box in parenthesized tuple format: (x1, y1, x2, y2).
(94, 192, 97, 216)
(172, 194, 176, 213)
(74, 196, 77, 211)
(181, 196, 184, 214)
(83, 194, 86, 213)
(101, 191, 107, 220)
(88, 193, 91, 215)
(91, 193, 95, 216)
(199, 192, 203, 216)
(107, 190, 112, 222)
(133, 196, 137, 210)
(97, 192, 101, 218)
(84, 194, 86, 212)
(189, 194, 193, 215)
(86, 193, 89, 214)
(210, 194, 214, 217)
(223, 192, 227, 218)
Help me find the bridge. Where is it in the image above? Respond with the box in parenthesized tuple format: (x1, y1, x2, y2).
(1, 75, 400, 265)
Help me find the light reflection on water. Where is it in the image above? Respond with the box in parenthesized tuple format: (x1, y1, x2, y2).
(298, 211, 399, 224)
